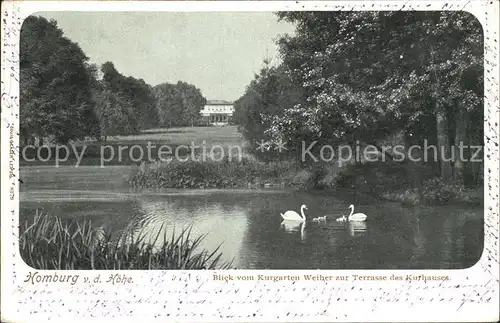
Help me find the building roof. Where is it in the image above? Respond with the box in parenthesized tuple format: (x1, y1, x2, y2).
(206, 99, 233, 105)
(201, 103, 234, 116)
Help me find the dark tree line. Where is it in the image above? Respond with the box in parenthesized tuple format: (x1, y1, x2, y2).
(20, 16, 99, 145)
(233, 11, 483, 187)
(20, 16, 207, 145)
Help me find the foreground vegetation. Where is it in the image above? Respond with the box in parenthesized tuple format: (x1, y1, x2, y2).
(19, 211, 233, 270)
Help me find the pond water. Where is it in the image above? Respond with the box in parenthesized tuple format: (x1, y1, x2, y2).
(20, 165, 484, 269)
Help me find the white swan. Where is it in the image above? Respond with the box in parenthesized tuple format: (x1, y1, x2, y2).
(347, 204, 367, 222)
(281, 204, 307, 222)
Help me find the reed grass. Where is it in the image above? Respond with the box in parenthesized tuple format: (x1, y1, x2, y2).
(19, 211, 233, 270)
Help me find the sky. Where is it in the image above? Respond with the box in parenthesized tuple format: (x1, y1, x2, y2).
(37, 12, 296, 102)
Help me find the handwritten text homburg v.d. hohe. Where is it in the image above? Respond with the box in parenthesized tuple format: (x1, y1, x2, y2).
(24, 271, 134, 286)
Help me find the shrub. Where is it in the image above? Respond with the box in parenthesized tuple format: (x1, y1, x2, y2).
(382, 177, 483, 206)
(420, 178, 466, 205)
(129, 157, 300, 189)
(330, 160, 485, 205)
(333, 161, 436, 193)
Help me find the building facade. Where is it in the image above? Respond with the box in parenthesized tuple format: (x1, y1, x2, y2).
(200, 100, 234, 126)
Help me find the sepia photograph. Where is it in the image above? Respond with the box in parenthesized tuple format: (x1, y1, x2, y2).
(18, 10, 485, 271)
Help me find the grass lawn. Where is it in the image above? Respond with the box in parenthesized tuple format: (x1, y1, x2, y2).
(21, 125, 248, 166)
(106, 125, 247, 149)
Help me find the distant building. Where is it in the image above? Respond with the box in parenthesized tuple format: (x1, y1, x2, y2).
(200, 100, 234, 126)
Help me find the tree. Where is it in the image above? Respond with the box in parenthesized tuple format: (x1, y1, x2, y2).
(93, 89, 137, 139)
(100, 62, 158, 131)
(178, 82, 207, 127)
(233, 60, 306, 160)
(271, 11, 483, 183)
(20, 16, 99, 144)
(153, 81, 206, 127)
(153, 83, 179, 127)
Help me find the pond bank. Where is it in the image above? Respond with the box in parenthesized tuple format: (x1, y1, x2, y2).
(129, 159, 483, 207)
(331, 162, 483, 207)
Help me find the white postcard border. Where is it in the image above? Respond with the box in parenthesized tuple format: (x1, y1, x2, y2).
(1, 1, 499, 322)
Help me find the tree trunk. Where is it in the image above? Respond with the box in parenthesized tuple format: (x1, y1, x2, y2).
(436, 103, 452, 181)
(349, 140, 359, 165)
(468, 118, 482, 186)
(429, 44, 452, 181)
(454, 105, 467, 185)
(471, 151, 482, 186)
(22, 132, 29, 146)
(366, 141, 394, 162)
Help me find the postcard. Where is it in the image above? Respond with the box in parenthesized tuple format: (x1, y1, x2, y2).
(1, 0, 499, 322)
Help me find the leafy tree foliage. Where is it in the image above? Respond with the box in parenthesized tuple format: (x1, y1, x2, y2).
(93, 89, 137, 138)
(235, 11, 482, 184)
(233, 60, 306, 159)
(20, 16, 212, 147)
(153, 81, 206, 127)
(20, 16, 99, 144)
(99, 62, 158, 133)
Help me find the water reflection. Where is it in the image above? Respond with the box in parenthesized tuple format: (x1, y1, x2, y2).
(348, 221, 367, 236)
(280, 220, 306, 241)
(133, 197, 249, 265)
